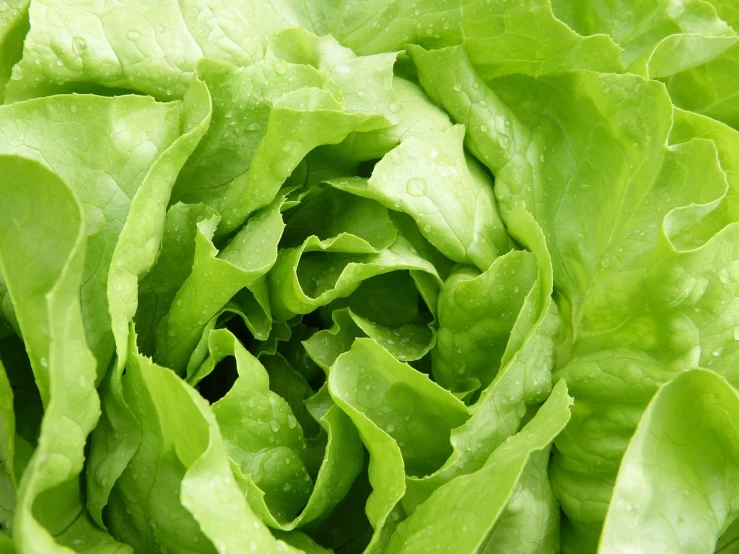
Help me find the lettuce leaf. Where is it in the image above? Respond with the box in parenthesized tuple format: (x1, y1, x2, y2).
(2, 1, 738, 552)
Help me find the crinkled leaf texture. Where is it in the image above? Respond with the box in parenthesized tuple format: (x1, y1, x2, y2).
(1, 0, 738, 553)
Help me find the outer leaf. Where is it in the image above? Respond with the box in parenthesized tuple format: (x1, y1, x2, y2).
(409, 42, 739, 548)
(4, 0, 320, 100)
(0, 93, 183, 376)
(551, 0, 736, 77)
(0, 156, 128, 552)
(601, 370, 739, 553)
(315, 0, 623, 76)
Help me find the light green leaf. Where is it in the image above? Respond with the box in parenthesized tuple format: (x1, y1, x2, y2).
(433, 250, 539, 393)
(317, 0, 623, 76)
(155, 197, 284, 373)
(601, 370, 739, 553)
(0, 93, 183, 375)
(328, 124, 510, 270)
(409, 40, 739, 548)
(108, 333, 297, 554)
(551, 0, 736, 77)
(4, 0, 320, 100)
(329, 338, 469, 551)
(385, 380, 571, 554)
(0, 155, 128, 553)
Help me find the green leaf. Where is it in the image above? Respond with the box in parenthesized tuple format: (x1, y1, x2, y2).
(433, 249, 539, 393)
(3, 0, 320, 100)
(409, 42, 739, 546)
(384, 380, 571, 554)
(107, 333, 297, 554)
(317, 0, 623, 76)
(551, 0, 737, 77)
(0, 93, 184, 375)
(600, 370, 739, 552)
(328, 124, 510, 271)
(155, 197, 284, 373)
(329, 338, 469, 551)
(0, 155, 128, 552)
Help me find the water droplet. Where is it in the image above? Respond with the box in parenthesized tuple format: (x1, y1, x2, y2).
(480, 125, 488, 132)
(601, 257, 612, 268)
(127, 31, 140, 41)
(388, 101, 401, 113)
(70, 105, 77, 113)
(287, 415, 297, 429)
(385, 423, 395, 433)
(270, 421, 279, 433)
(453, 84, 461, 92)
(40, 357, 48, 368)
(406, 177, 427, 197)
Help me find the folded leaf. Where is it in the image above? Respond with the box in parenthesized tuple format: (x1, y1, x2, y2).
(601, 370, 739, 553)
(0, 156, 128, 552)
